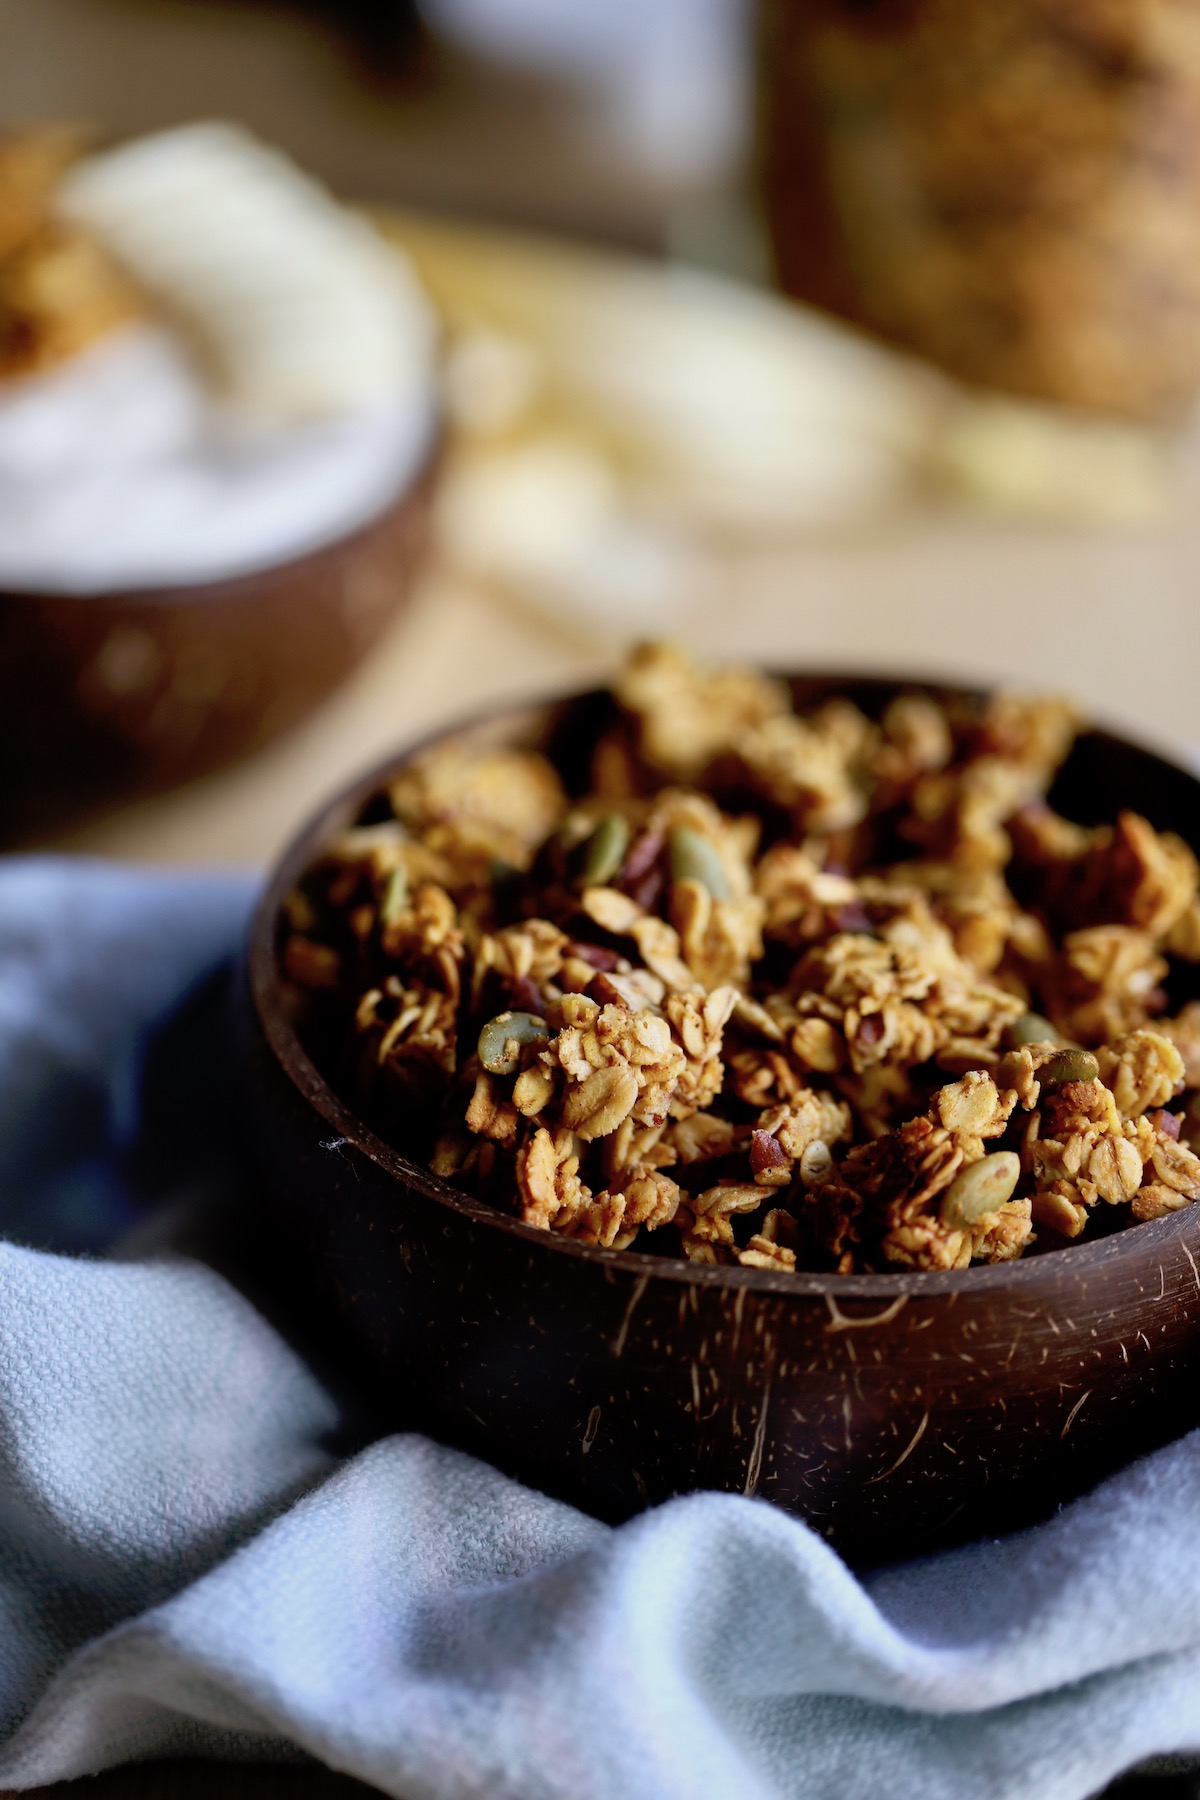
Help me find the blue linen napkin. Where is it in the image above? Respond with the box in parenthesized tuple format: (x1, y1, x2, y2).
(1, 856, 1198, 1800)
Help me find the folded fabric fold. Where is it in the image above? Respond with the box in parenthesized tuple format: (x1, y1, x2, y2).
(0, 857, 1195, 1800)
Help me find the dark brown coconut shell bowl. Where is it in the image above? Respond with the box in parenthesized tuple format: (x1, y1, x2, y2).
(0, 451, 435, 842)
(245, 677, 1200, 1564)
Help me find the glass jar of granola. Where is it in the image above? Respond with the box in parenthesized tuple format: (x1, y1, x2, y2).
(757, 0, 1200, 418)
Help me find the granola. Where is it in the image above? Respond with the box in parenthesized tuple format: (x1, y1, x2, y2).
(0, 127, 140, 382)
(280, 646, 1200, 1275)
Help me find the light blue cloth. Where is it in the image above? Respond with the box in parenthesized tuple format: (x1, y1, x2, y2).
(0, 856, 1196, 1799)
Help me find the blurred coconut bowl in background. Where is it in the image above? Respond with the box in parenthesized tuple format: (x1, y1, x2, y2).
(0, 468, 435, 842)
(0, 121, 440, 840)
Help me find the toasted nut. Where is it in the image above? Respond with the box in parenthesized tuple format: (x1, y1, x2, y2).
(616, 826, 663, 890)
(577, 813, 630, 888)
(750, 1129, 791, 1186)
(940, 1151, 1021, 1227)
(1040, 1048, 1100, 1089)
(799, 1139, 833, 1185)
(477, 1010, 548, 1076)
(567, 938, 622, 972)
(668, 827, 733, 900)
(1005, 1012, 1061, 1049)
(561, 1063, 639, 1139)
(1153, 1108, 1182, 1141)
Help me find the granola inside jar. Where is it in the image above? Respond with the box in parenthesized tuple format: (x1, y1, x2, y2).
(279, 646, 1200, 1277)
(758, 0, 1200, 418)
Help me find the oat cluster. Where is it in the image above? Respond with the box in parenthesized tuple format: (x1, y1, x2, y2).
(280, 645, 1200, 1275)
(0, 127, 139, 381)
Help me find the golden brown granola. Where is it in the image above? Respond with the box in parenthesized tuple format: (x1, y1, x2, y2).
(280, 645, 1200, 1275)
(0, 127, 140, 382)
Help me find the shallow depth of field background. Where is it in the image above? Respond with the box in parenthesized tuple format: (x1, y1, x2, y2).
(4, 0, 1199, 867)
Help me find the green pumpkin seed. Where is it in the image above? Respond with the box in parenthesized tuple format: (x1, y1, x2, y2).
(1005, 1012, 1061, 1049)
(577, 813, 630, 888)
(380, 865, 409, 924)
(477, 1011, 549, 1076)
(1039, 1048, 1100, 1090)
(940, 1151, 1021, 1227)
(668, 827, 733, 900)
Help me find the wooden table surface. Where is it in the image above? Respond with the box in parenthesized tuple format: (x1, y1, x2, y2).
(41, 511, 1200, 874)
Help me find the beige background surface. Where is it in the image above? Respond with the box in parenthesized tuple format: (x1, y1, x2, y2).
(3, 2, 1195, 870)
(36, 508, 1200, 870)
(0, 0, 717, 250)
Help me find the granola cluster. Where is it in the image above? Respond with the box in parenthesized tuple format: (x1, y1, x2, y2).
(280, 644, 1200, 1275)
(0, 127, 139, 382)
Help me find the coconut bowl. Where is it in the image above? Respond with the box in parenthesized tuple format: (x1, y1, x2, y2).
(0, 453, 435, 842)
(243, 677, 1200, 1564)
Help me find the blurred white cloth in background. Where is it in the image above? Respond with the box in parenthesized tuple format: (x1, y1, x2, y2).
(0, 327, 436, 592)
(422, 0, 750, 186)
